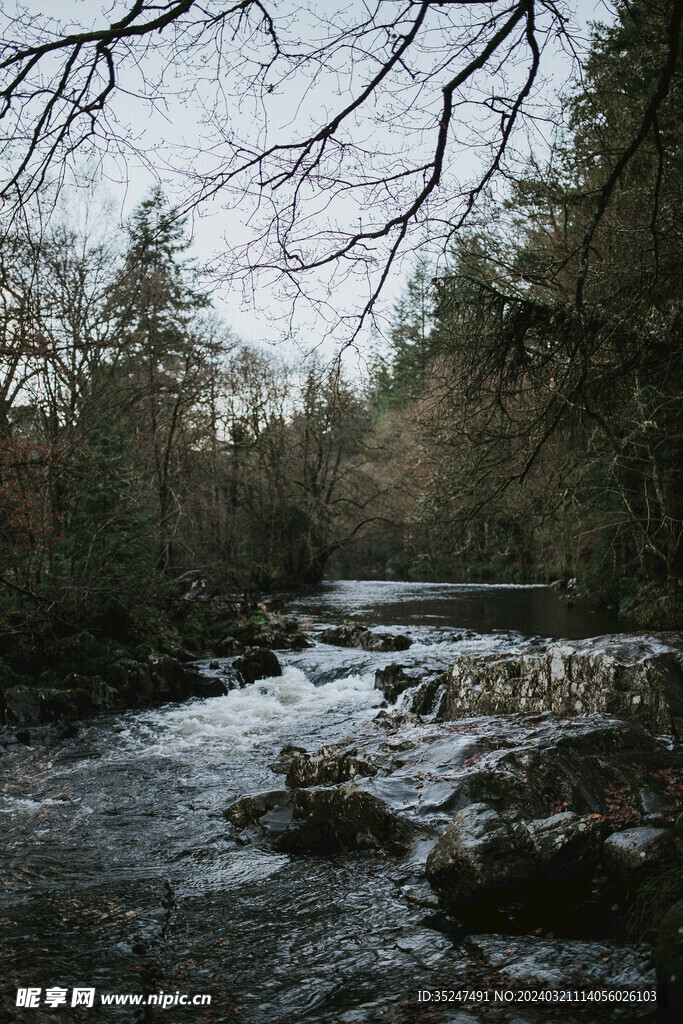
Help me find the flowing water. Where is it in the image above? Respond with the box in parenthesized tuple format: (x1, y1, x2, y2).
(1, 583, 643, 1023)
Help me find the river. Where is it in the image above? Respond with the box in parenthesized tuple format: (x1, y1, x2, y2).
(2, 582, 644, 1023)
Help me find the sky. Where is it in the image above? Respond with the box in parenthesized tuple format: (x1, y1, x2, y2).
(4, 0, 615, 375)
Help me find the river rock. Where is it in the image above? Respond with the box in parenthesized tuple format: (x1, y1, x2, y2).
(147, 653, 226, 700)
(224, 789, 291, 831)
(441, 714, 677, 822)
(320, 623, 412, 651)
(411, 634, 683, 735)
(192, 674, 231, 698)
(107, 657, 151, 701)
(422, 717, 681, 914)
(232, 646, 282, 686)
(223, 700, 681, 939)
(269, 743, 307, 775)
(1, 678, 118, 724)
(425, 803, 537, 910)
(225, 783, 415, 853)
(2, 685, 45, 726)
(123, 654, 225, 703)
(221, 613, 313, 653)
(410, 671, 449, 716)
(603, 826, 677, 889)
(233, 708, 682, 930)
(1, 655, 226, 728)
(374, 663, 421, 703)
(464, 933, 655, 993)
(284, 743, 380, 788)
(521, 811, 604, 889)
(274, 785, 416, 854)
(425, 808, 604, 913)
(66, 673, 120, 710)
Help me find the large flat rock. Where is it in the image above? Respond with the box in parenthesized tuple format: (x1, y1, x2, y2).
(225, 710, 682, 916)
(410, 634, 683, 735)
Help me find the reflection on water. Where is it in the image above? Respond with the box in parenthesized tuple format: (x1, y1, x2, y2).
(290, 579, 621, 639)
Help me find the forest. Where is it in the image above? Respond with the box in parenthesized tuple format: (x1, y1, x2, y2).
(1, 3, 682, 1020)
(0, 0, 681, 695)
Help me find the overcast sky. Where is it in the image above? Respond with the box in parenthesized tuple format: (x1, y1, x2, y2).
(5, 0, 616, 373)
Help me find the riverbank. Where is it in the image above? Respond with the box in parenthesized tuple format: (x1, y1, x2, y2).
(0, 603, 310, 742)
(1, 582, 681, 1022)
(0, 580, 628, 739)
(224, 627, 683, 1015)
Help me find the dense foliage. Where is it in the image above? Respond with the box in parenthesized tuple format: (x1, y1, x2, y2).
(0, 0, 680, 690)
(353, 1, 681, 626)
(0, 191, 375, 679)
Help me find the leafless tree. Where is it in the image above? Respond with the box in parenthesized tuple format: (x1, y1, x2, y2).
(1, 1, 681, 340)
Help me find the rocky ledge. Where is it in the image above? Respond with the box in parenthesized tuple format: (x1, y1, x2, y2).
(0, 653, 227, 736)
(320, 623, 412, 651)
(225, 692, 682, 1014)
(0, 641, 289, 742)
(222, 630, 682, 1014)
(402, 633, 683, 736)
(226, 709, 681, 908)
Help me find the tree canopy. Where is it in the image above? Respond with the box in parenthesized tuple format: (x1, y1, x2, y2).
(1, 1, 681, 337)
(0, 0, 680, 669)
(363, 0, 681, 622)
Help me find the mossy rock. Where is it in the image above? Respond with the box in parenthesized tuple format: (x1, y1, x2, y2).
(221, 611, 311, 651)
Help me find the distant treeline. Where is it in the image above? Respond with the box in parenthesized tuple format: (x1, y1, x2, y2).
(0, 188, 380, 672)
(0, 0, 680, 681)
(341, 0, 682, 628)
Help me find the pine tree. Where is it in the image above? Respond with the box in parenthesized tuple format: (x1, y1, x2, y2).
(111, 188, 212, 571)
(423, 0, 682, 617)
(374, 261, 433, 410)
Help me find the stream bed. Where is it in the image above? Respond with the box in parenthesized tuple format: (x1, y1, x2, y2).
(2, 582, 659, 1023)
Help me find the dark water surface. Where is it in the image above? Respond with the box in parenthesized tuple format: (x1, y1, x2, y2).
(287, 580, 621, 638)
(0, 584, 639, 1023)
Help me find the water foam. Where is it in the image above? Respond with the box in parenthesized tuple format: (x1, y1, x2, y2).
(0, 796, 75, 815)
(117, 666, 380, 761)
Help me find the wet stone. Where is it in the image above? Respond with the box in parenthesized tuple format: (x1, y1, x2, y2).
(273, 785, 417, 855)
(411, 634, 683, 735)
(603, 826, 677, 889)
(521, 812, 604, 889)
(320, 623, 412, 651)
(3, 685, 50, 725)
(232, 646, 282, 686)
(5, 582, 678, 1024)
(284, 744, 380, 788)
(464, 933, 655, 993)
(235, 709, 682, 928)
(374, 663, 421, 703)
(425, 803, 537, 911)
(224, 789, 291, 831)
(269, 743, 307, 775)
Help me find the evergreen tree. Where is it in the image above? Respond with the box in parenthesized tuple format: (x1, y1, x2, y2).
(110, 188, 213, 571)
(424, 0, 682, 617)
(374, 262, 433, 410)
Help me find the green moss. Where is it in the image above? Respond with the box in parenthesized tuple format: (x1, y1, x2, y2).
(618, 583, 682, 631)
(221, 610, 309, 650)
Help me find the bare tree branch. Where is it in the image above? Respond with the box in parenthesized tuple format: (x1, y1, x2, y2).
(1, 0, 676, 339)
